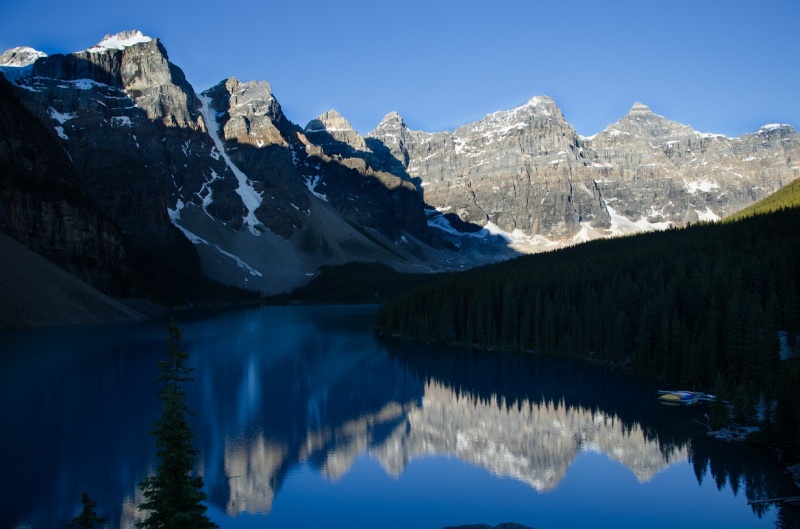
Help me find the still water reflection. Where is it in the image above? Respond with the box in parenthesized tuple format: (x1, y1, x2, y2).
(0, 305, 796, 528)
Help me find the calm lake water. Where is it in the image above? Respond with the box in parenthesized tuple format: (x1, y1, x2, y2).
(1, 304, 797, 529)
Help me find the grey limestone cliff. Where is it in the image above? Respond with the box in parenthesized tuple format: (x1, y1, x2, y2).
(305, 109, 369, 155)
(1, 32, 453, 294)
(3, 29, 798, 298)
(0, 74, 129, 295)
(4, 31, 214, 244)
(367, 98, 800, 248)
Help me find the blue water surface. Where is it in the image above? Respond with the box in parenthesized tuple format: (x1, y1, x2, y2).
(0, 304, 796, 529)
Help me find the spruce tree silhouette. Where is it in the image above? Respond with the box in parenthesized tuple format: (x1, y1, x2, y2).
(68, 492, 106, 529)
(137, 318, 217, 529)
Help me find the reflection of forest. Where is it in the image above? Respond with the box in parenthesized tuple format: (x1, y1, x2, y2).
(6, 309, 796, 529)
(203, 340, 799, 526)
(387, 342, 800, 522)
(210, 337, 683, 515)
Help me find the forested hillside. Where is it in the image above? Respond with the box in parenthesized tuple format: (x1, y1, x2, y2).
(375, 205, 800, 457)
(726, 177, 800, 221)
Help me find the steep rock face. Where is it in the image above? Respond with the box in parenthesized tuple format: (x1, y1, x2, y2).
(0, 32, 256, 300)
(209, 78, 286, 146)
(30, 31, 200, 128)
(200, 77, 305, 238)
(202, 78, 430, 243)
(305, 109, 369, 156)
(0, 74, 128, 294)
(6, 28, 795, 296)
(5, 31, 217, 244)
(585, 103, 800, 226)
(1, 32, 449, 294)
(367, 97, 608, 240)
(368, 98, 800, 246)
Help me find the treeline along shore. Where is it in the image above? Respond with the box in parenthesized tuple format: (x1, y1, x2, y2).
(375, 203, 800, 460)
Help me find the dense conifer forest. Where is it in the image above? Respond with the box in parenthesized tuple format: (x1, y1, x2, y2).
(375, 201, 800, 460)
(726, 178, 800, 221)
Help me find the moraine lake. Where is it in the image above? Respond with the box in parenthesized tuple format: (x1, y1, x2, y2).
(1, 304, 797, 529)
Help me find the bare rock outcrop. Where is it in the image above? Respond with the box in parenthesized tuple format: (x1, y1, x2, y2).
(367, 98, 800, 246)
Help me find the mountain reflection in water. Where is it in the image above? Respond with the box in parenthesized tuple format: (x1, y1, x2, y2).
(0, 305, 796, 529)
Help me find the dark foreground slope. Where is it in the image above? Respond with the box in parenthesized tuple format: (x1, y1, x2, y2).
(0, 233, 146, 327)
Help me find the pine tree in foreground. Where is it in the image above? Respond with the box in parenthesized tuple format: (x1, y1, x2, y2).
(137, 318, 217, 529)
(68, 492, 106, 529)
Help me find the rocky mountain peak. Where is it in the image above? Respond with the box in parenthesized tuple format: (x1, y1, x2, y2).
(11, 31, 200, 129)
(86, 30, 153, 53)
(0, 46, 46, 67)
(524, 95, 559, 113)
(459, 94, 569, 138)
(305, 109, 354, 132)
(305, 108, 368, 153)
(3, 28, 797, 297)
(757, 123, 796, 135)
(627, 101, 653, 116)
(225, 76, 273, 97)
(374, 111, 407, 131)
(201, 76, 287, 147)
(219, 77, 281, 119)
(601, 101, 695, 140)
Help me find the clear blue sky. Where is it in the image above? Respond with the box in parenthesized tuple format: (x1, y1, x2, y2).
(2, 0, 797, 137)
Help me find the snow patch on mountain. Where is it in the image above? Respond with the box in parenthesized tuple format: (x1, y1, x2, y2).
(168, 201, 263, 278)
(86, 31, 152, 53)
(0, 47, 43, 84)
(695, 207, 720, 222)
(0, 47, 45, 83)
(197, 170, 221, 212)
(684, 178, 720, 194)
(304, 175, 327, 201)
(48, 107, 75, 140)
(0, 46, 46, 68)
(49, 108, 76, 124)
(760, 123, 791, 132)
(198, 93, 263, 235)
(427, 215, 469, 237)
(695, 131, 729, 140)
(67, 79, 109, 91)
(111, 116, 132, 127)
(605, 205, 671, 235)
(467, 96, 556, 138)
(427, 212, 560, 253)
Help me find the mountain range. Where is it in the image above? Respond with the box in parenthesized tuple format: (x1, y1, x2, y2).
(1, 30, 798, 322)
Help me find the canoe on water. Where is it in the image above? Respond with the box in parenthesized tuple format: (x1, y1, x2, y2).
(658, 390, 717, 402)
(658, 391, 698, 405)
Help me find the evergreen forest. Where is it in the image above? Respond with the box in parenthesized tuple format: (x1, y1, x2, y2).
(375, 204, 800, 460)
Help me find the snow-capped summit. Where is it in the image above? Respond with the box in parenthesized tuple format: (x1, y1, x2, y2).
(0, 46, 46, 67)
(86, 30, 152, 53)
(758, 123, 795, 134)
